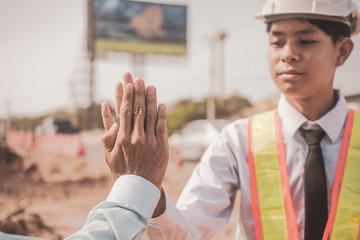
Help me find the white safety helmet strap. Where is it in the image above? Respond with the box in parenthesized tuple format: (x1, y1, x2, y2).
(256, 0, 360, 35)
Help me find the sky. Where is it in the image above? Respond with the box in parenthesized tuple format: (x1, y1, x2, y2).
(0, 0, 360, 118)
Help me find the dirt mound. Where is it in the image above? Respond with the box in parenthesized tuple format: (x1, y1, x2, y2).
(0, 145, 23, 180)
(0, 146, 42, 195)
(0, 211, 62, 240)
(0, 146, 61, 239)
(0, 145, 22, 163)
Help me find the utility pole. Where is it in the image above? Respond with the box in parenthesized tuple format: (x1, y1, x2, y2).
(206, 30, 227, 120)
(207, 38, 216, 120)
(217, 31, 227, 105)
(87, 0, 97, 129)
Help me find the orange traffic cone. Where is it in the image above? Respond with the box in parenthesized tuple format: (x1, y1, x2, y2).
(174, 149, 182, 169)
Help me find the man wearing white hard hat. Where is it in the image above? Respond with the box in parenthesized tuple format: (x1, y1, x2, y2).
(65, 0, 360, 239)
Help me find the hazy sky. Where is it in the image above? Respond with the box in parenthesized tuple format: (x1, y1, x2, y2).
(1, 0, 360, 118)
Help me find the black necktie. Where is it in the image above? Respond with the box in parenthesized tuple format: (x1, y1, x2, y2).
(301, 128, 328, 240)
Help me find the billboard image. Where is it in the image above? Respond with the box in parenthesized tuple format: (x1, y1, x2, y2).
(93, 0, 187, 55)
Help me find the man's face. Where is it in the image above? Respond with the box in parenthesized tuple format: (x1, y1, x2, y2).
(267, 18, 339, 101)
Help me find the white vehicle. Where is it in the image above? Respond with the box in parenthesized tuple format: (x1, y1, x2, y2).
(169, 119, 229, 162)
(35, 117, 79, 136)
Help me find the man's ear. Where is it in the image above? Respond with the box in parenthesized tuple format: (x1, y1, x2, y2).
(336, 37, 354, 67)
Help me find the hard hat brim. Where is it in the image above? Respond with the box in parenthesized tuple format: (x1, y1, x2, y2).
(255, 11, 360, 36)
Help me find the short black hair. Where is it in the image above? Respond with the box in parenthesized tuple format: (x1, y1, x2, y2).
(266, 18, 351, 44)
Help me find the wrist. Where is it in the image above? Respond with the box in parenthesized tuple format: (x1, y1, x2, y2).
(152, 187, 166, 218)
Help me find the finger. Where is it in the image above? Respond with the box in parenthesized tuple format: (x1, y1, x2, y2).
(114, 82, 123, 123)
(117, 83, 134, 142)
(132, 78, 146, 138)
(145, 85, 157, 139)
(101, 102, 114, 131)
(101, 122, 119, 152)
(123, 72, 134, 86)
(156, 104, 168, 145)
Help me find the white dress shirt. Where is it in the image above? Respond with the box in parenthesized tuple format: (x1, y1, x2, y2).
(147, 90, 349, 240)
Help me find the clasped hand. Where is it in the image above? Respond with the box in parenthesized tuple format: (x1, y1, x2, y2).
(101, 73, 169, 190)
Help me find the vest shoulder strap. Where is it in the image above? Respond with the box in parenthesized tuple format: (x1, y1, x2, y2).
(324, 110, 360, 240)
(248, 110, 299, 240)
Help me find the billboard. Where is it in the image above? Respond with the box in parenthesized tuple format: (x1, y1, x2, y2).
(93, 0, 187, 55)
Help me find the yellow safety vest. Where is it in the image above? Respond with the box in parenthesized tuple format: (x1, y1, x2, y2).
(248, 109, 360, 240)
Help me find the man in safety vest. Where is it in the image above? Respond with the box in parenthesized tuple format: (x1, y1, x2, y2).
(69, 0, 360, 239)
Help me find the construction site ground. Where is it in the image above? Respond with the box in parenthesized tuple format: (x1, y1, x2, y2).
(0, 131, 239, 239)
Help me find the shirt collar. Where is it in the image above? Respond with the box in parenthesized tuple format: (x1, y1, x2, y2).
(277, 90, 349, 143)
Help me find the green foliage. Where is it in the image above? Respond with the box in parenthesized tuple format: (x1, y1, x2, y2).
(167, 95, 252, 136)
(8, 94, 251, 135)
(216, 94, 252, 118)
(9, 105, 107, 132)
(167, 99, 206, 136)
(11, 115, 49, 132)
(76, 104, 106, 130)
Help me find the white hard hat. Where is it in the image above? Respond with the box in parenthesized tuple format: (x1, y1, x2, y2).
(255, 0, 360, 35)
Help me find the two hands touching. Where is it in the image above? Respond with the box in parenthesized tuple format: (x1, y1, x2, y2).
(100, 72, 169, 192)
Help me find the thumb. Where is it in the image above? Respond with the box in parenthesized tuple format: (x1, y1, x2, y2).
(101, 123, 119, 152)
(156, 104, 168, 146)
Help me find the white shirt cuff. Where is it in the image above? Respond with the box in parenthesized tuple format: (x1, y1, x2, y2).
(106, 175, 161, 220)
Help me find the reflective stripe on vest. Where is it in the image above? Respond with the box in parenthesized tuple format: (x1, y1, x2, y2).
(248, 109, 360, 240)
(324, 109, 360, 240)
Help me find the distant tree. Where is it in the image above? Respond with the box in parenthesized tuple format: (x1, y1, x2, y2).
(167, 94, 252, 136)
(8, 94, 252, 135)
(216, 94, 252, 119)
(76, 103, 108, 130)
(167, 99, 206, 136)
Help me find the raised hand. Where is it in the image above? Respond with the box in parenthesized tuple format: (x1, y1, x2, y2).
(101, 72, 169, 190)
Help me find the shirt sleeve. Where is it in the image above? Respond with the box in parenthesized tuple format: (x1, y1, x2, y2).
(146, 126, 241, 239)
(66, 174, 160, 240)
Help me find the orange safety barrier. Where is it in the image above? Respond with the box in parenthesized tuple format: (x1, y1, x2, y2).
(7, 131, 33, 149)
(6, 131, 86, 158)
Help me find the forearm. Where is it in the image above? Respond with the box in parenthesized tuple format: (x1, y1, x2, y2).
(67, 175, 160, 240)
(66, 202, 148, 240)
